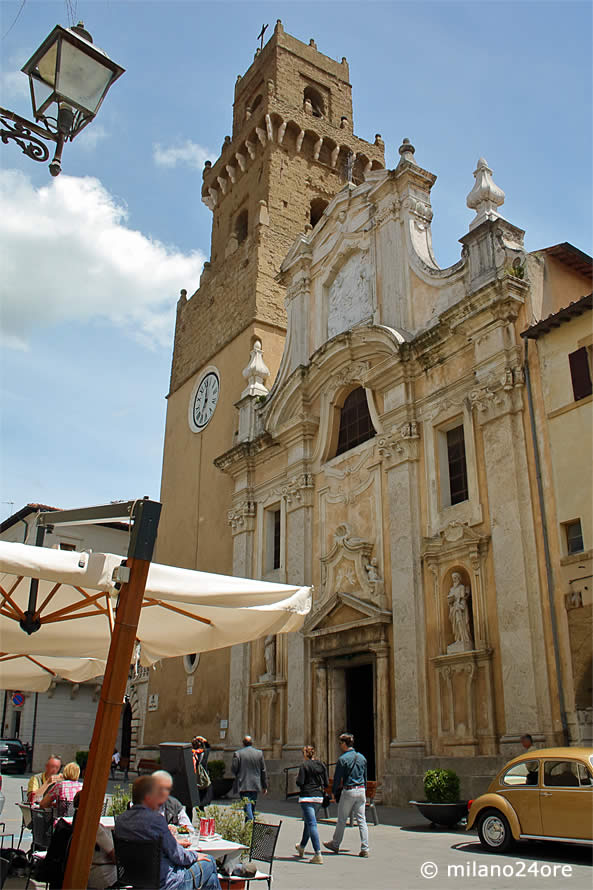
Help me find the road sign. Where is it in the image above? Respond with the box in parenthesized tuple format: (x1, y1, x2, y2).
(11, 691, 25, 708)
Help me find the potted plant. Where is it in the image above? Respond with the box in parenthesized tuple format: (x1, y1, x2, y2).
(208, 759, 234, 798)
(196, 801, 253, 889)
(410, 768, 468, 827)
(107, 783, 133, 816)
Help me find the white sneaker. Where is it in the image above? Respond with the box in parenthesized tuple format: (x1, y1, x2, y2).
(310, 852, 323, 864)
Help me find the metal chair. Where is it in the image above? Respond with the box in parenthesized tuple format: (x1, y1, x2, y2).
(0, 856, 9, 890)
(25, 808, 53, 889)
(0, 823, 14, 852)
(114, 836, 162, 889)
(219, 821, 282, 890)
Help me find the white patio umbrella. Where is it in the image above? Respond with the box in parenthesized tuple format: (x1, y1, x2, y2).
(0, 541, 310, 664)
(0, 653, 106, 692)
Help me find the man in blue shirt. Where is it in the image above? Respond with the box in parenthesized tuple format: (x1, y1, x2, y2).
(323, 732, 369, 857)
(115, 775, 220, 890)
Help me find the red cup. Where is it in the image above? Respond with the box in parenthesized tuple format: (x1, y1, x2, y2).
(208, 817, 215, 837)
(199, 817, 209, 837)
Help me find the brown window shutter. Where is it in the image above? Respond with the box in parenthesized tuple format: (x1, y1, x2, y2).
(569, 347, 593, 401)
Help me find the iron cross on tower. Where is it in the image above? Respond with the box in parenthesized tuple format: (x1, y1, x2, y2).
(257, 23, 269, 50)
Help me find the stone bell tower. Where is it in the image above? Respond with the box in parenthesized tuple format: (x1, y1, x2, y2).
(170, 20, 385, 393)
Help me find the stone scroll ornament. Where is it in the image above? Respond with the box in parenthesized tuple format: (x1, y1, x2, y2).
(447, 572, 474, 654)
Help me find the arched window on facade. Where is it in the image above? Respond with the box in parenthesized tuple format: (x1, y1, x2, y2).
(310, 197, 328, 228)
(335, 387, 375, 456)
(235, 208, 249, 244)
(303, 85, 324, 118)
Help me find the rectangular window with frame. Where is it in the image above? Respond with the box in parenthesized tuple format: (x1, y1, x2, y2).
(446, 424, 469, 505)
(564, 519, 584, 555)
(569, 347, 593, 401)
(264, 506, 282, 573)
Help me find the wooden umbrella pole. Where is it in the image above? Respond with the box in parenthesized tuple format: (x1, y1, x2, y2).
(63, 499, 161, 890)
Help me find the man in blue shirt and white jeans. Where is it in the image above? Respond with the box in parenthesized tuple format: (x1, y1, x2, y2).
(115, 775, 220, 889)
(323, 732, 369, 857)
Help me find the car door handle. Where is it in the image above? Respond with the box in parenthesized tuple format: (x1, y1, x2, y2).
(540, 792, 552, 797)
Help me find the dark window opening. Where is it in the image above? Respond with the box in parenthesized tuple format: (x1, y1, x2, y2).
(565, 519, 584, 554)
(446, 425, 469, 505)
(272, 509, 281, 570)
(235, 208, 248, 244)
(59, 542, 76, 551)
(569, 347, 593, 401)
(250, 94, 263, 115)
(303, 86, 324, 118)
(310, 197, 328, 227)
(336, 388, 375, 456)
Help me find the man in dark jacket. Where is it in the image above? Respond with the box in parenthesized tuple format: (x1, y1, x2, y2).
(231, 736, 268, 821)
(153, 770, 193, 830)
(323, 732, 369, 857)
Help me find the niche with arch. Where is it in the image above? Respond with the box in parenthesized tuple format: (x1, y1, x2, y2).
(235, 208, 249, 244)
(310, 197, 328, 228)
(303, 85, 325, 118)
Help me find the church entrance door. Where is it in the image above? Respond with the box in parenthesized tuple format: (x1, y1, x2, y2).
(345, 663, 376, 780)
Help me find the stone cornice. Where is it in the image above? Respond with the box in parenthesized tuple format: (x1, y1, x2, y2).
(214, 433, 278, 475)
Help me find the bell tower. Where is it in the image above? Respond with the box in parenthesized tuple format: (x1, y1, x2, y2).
(169, 20, 385, 393)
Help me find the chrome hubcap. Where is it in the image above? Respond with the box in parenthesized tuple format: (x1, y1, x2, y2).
(483, 815, 506, 846)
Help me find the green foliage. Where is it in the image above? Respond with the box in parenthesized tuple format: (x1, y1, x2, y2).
(196, 800, 253, 852)
(207, 759, 226, 780)
(75, 750, 89, 770)
(423, 768, 460, 803)
(108, 783, 133, 816)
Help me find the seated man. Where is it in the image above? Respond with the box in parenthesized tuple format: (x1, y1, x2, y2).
(115, 775, 220, 890)
(40, 761, 83, 815)
(153, 770, 193, 830)
(28, 753, 62, 803)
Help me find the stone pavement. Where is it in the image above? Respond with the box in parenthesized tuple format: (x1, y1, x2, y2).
(1, 775, 591, 889)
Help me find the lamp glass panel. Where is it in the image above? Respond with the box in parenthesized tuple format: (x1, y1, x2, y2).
(36, 41, 59, 87)
(31, 77, 54, 114)
(55, 41, 113, 113)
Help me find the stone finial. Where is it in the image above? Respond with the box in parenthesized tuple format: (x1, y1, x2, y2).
(374, 133, 385, 148)
(398, 138, 416, 164)
(241, 339, 270, 398)
(340, 115, 350, 130)
(202, 160, 211, 179)
(309, 38, 317, 48)
(466, 157, 505, 230)
(179, 288, 187, 304)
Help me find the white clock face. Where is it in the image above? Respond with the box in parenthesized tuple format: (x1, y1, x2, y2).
(189, 370, 220, 432)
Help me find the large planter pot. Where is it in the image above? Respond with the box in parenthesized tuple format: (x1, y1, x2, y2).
(212, 777, 234, 798)
(409, 800, 468, 827)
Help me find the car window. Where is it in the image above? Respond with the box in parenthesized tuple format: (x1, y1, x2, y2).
(577, 763, 593, 787)
(543, 760, 580, 787)
(502, 761, 539, 786)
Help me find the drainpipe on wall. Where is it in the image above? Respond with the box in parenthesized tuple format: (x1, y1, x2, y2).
(20, 516, 29, 543)
(523, 338, 570, 745)
(31, 692, 39, 768)
(1, 691, 7, 735)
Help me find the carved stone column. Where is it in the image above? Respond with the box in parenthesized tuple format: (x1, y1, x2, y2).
(370, 644, 390, 783)
(379, 426, 426, 756)
(227, 497, 256, 748)
(472, 372, 553, 749)
(312, 658, 328, 764)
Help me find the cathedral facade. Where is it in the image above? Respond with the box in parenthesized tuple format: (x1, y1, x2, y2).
(144, 23, 592, 803)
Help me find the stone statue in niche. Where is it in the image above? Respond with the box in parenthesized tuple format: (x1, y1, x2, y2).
(447, 572, 474, 653)
(365, 557, 385, 599)
(259, 634, 276, 682)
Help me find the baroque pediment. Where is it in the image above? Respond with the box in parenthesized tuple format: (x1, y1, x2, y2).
(304, 591, 391, 638)
(319, 523, 386, 607)
(422, 521, 490, 563)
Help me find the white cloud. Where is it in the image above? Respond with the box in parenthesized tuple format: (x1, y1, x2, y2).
(0, 169, 205, 350)
(153, 140, 212, 169)
(76, 124, 108, 152)
(0, 52, 31, 103)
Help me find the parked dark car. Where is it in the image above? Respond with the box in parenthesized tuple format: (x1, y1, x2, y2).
(0, 738, 27, 773)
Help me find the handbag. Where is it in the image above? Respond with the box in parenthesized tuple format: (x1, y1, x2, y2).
(322, 791, 331, 808)
(196, 761, 211, 789)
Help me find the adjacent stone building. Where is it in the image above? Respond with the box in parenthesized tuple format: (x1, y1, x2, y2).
(145, 24, 592, 802)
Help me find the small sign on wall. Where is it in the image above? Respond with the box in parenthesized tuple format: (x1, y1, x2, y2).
(11, 691, 25, 708)
(148, 693, 159, 711)
(220, 719, 228, 729)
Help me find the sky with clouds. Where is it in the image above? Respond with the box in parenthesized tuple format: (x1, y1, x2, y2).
(0, 0, 591, 522)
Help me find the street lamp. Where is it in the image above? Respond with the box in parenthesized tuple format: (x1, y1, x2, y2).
(0, 22, 124, 176)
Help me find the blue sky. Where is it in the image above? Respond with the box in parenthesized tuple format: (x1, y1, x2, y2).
(1, 0, 591, 521)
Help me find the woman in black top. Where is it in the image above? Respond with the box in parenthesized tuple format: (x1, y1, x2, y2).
(294, 745, 329, 864)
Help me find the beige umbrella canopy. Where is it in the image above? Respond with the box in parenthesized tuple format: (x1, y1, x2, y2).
(0, 653, 106, 692)
(0, 541, 310, 664)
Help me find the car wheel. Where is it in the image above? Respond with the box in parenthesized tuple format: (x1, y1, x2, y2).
(478, 809, 514, 852)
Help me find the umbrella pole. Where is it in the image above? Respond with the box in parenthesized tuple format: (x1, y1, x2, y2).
(63, 499, 161, 890)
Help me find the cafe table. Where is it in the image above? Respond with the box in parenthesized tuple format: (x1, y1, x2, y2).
(62, 815, 115, 829)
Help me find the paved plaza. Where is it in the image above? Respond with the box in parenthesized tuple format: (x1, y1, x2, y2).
(1, 774, 591, 890)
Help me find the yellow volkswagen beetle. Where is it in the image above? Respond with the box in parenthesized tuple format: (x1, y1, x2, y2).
(467, 747, 593, 852)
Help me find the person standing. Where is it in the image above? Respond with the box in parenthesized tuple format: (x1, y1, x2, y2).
(192, 736, 213, 808)
(294, 746, 328, 865)
(323, 732, 369, 858)
(520, 733, 534, 751)
(231, 736, 268, 821)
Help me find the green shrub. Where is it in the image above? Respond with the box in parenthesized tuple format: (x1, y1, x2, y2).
(75, 750, 89, 771)
(108, 783, 133, 816)
(196, 800, 253, 853)
(207, 759, 226, 780)
(423, 768, 460, 803)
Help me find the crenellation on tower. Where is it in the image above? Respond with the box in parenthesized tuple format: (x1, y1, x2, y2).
(169, 23, 385, 394)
